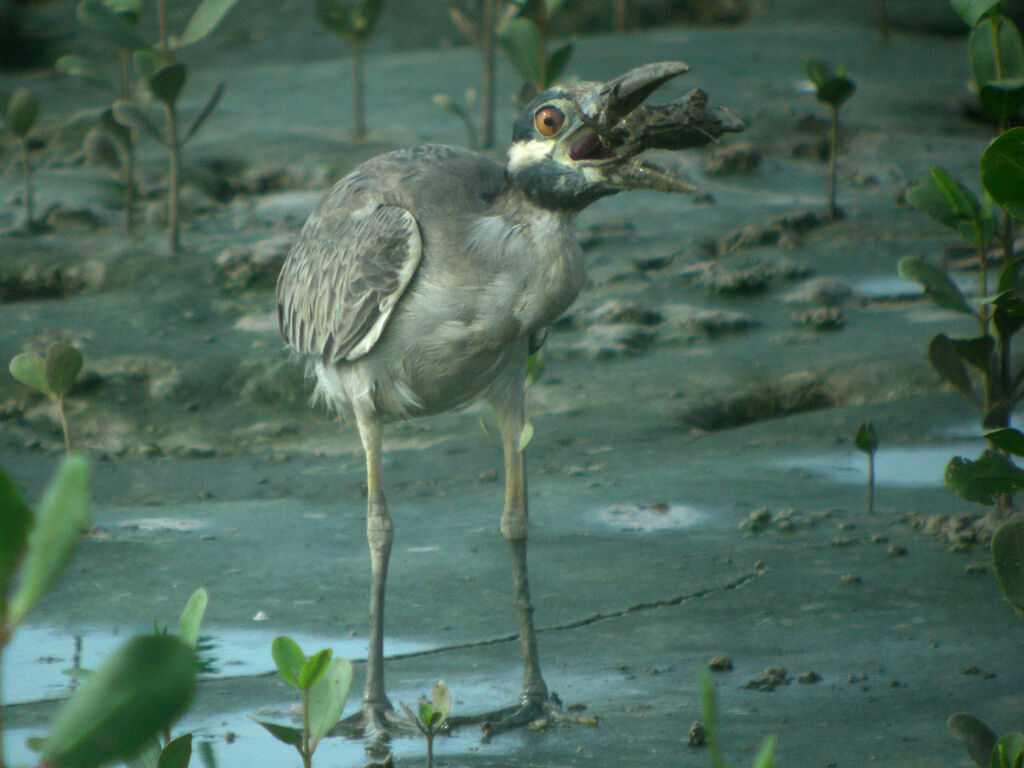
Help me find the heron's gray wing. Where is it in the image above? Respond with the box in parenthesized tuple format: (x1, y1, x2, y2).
(276, 204, 422, 362)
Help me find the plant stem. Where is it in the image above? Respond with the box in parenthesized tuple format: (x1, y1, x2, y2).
(827, 105, 838, 221)
(352, 40, 366, 139)
(481, 0, 495, 149)
(300, 688, 312, 768)
(163, 103, 181, 254)
(866, 451, 875, 514)
(156, 0, 170, 63)
(20, 138, 33, 229)
(426, 731, 434, 768)
(57, 396, 72, 455)
(614, 0, 626, 32)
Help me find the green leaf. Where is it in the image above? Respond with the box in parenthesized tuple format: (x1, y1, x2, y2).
(157, 733, 193, 768)
(898, 258, 975, 316)
(431, 680, 451, 720)
(55, 55, 114, 92)
(854, 422, 878, 454)
(816, 75, 856, 107)
(952, 0, 1002, 28)
(124, 739, 161, 768)
(980, 79, 1024, 126)
(298, 648, 332, 689)
(198, 740, 217, 768)
(352, 0, 385, 39)
(948, 712, 998, 768)
(803, 57, 836, 88)
(969, 16, 1024, 90)
(751, 735, 776, 768)
(986, 427, 1024, 455)
(133, 49, 162, 82)
(518, 420, 534, 452)
(500, 17, 544, 89)
(314, 0, 355, 37)
(982, 127, 1024, 219)
(418, 701, 436, 728)
(184, 82, 224, 143)
(84, 128, 124, 171)
(10, 350, 52, 397)
(149, 63, 186, 108)
(99, 107, 132, 148)
(113, 99, 166, 144)
(253, 720, 303, 749)
(77, 0, 151, 51)
(545, 41, 573, 87)
(992, 733, 1024, 768)
(949, 334, 996, 373)
(929, 334, 977, 400)
(906, 167, 995, 248)
(8, 455, 90, 627)
(45, 342, 83, 399)
(177, 0, 243, 47)
(945, 450, 1024, 505)
(992, 519, 1024, 620)
(103, 0, 142, 24)
(0, 466, 33, 599)
(271, 635, 305, 687)
(307, 657, 353, 747)
(41, 634, 197, 768)
(6, 87, 39, 138)
(178, 587, 208, 649)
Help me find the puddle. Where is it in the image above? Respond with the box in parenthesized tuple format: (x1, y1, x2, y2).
(593, 502, 706, 531)
(3, 625, 431, 705)
(776, 443, 984, 487)
(855, 275, 923, 300)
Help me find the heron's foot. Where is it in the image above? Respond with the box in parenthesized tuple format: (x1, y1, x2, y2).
(448, 693, 598, 739)
(330, 702, 416, 749)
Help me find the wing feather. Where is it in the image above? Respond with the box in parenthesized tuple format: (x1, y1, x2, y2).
(276, 203, 422, 363)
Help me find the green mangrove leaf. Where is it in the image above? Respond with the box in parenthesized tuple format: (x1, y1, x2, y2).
(77, 0, 151, 50)
(178, 587, 208, 649)
(8, 455, 90, 627)
(948, 712, 998, 768)
(0, 466, 33, 598)
(352, 0, 385, 38)
(418, 701, 439, 729)
(99, 107, 132, 148)
(803, 59, 856, 107)
(184, 82, 225, 143)
(271, 635, 305, 687)
(177, 0, 243, 48)
(124, 738, 161, 768)
(133, 49, 162, 82)
(987, 427, 1024, 456)
(9, 350, 51, 397)
(980, 79, 1024, 126)
(982, 127, 1024, 219)
(953, 0, 1002, 28)
(84, 128, 123, 170)
(803, 57, 835, 88)
(253, 720, 303, 749)
(40, 634, 196, 768)
(113, 99, 166, 144)
(157, 733, 193, 768)
(546, 40, 574, 87)
(307, 657, 353, 747)
(198, 739, 217, 768)
(992, 733, 1024, 768)
(906, 167, 995, 248)
(500, 17, 543, 89)
(431, 679, 451, 720)
(992, 519, 1024, 620)
(929, 333, 976, 399)
(970, 16, 1024, 89)
(149, 63, 186, 108)
(314, 0, 355, 37)
(6, 87, 39, 138)
(898, 258, 975, 316)
(854, 422, 878, 454)
(752, 735, 776, 768)
(45, 342, 83, 399)
(55, 55, 114, 92)
(949, 335, 996, 372)
(298, 648, 332, 689)
(945, 450, 1024, 505)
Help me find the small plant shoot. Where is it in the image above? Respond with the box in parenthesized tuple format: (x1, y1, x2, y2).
(854, 422, 878, 514)
(256, 636, 353, 768)
(699, 671, 775, 768)
(802, 58, 855, 221)
(500, 0, 574, 103)
(4, 86, 41, 230)
(400, 680, 451, 768)
(314, 0, 385, 139)
(10, 341, 84, 454)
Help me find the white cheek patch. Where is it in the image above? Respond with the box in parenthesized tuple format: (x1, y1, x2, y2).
(507, 140, 554, 172)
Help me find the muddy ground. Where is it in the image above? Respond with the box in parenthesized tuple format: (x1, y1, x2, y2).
(2, 1, 1023, 767)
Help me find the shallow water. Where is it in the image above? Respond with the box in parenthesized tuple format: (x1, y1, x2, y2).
(774, 442, 985, 487)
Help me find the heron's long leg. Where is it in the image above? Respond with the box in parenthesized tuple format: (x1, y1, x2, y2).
(493, 390, 548, 707)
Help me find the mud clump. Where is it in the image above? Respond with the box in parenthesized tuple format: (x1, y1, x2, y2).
(674, 371, 835, 431)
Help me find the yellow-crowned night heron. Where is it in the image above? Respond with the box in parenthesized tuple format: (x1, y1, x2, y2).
(276, 61, 741, 739)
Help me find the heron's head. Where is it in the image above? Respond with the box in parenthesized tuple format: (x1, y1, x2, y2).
(506, 61, 744, 212)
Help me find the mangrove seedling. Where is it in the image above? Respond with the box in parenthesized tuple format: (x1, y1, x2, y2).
(433, 90, 480, 150)
(1, 456, 90, 768)
(854, 421, 879, 514)
(500, 0, 574, 103)
(802, 58, 855, 221)
(4, 86, 41, 230)
(699, 671, 775, 768)
(9, 342, 84, 455)
(448, 0, 518, 149)
(314, 0, 386, 139)
(399, 681, 451, 768)
(256, 636, 353, 768)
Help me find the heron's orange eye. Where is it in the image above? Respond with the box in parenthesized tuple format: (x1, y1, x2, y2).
(534, 106, 565, 137)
